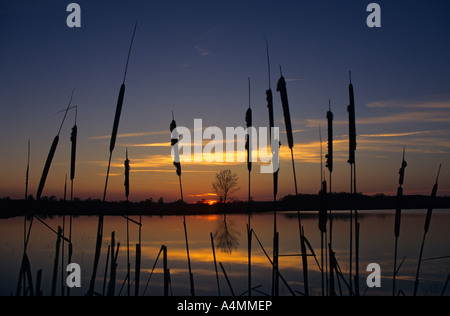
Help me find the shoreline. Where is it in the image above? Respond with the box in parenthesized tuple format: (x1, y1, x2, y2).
(1, 194, 449, 219)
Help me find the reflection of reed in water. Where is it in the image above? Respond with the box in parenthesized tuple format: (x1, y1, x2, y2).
(213, 215, 240, 254)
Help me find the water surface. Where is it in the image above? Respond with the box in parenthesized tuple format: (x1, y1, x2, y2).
(1, 210, 449, 296)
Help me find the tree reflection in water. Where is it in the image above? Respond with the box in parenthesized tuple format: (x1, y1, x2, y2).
(213, 214, 240, 254)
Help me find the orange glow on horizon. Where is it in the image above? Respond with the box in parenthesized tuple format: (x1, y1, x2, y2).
(205, 200, 218, 206)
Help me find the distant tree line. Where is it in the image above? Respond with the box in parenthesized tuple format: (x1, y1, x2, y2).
(1, 193, 449, 219)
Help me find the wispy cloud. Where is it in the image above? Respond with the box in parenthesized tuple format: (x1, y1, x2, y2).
(194, 44, 213, 57)
(367, 99, 450, 109)
(128, 142, 169, 147)
(359, 130, 448, 138)
(187, 193, 218, 197)
(305, 111, 450, 127)
(89, 130, 167, 140)
(110, 155, 172, 169)
(360, 111, 450, 125)
(285, 78, 307, 82)
(130, 169, 216, 174)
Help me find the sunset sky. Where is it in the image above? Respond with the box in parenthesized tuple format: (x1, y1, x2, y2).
(1, 0, 449, 203)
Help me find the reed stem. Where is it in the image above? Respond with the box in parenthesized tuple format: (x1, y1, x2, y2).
(210, 232, 221, 296)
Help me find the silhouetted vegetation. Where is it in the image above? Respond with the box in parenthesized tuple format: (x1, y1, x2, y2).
(1, 193, 449, 219)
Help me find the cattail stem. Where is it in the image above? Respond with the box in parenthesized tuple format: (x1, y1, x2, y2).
(88, 214, 104, 296)
(327, 103, 334, 295)
(220, 262, 235, 296)
(349, 165, 354, 296)
(300, 227, 309, 296)
(51, 227, 62, 296)
(24, 139, 30, 253)
(163, 245, 169, 297)
(183, 214, 195, 296)
(393, 237, 399, 296)
(272, 231, 279, 296)
(347, 73, 359, 296)
(290, 148, 299, 196)
(89, 24, 134, 290)
(353, 162, 360, 296)
(179, 175, 184, 203)
(413, 164, 441, 296)
(210, 232, 221, 296)
(122, 22, 138, 85)
(393, 149, 407, 296)
(246, 79, 253, 296)
(57, 88, 75, 136)
(68, 122, 75, 293)
(413, 233, 427, 296)
(25, 139, 30, 201)
(103, 153, 113, 202)
(142, 245, 164, 296)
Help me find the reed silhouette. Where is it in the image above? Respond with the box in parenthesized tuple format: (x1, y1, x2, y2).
(347, 72, 359, 296)
(8, 50, 450, 297)
(17, 88, 75, 297)
(277, 68, 310, 296)
(88, 22, 137, 297)
(393, 148, 407, 296)
(413, 164, 442, 296)
(326, 101, 336, 296)
(171, 112, 195, 296)
(245, 77, 253, 296)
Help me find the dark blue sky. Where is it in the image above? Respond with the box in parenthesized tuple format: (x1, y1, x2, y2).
(1, 0, 450, 201)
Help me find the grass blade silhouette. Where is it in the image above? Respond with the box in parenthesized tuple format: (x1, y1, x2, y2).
(88, 23, 137, 296)
(263, 39, 279, 204)
(413, 164, 441, 296)
(171, 112, 195, 296)
(347, 72, 360, 295)
(36, 88, 75, 200)
(326, 101, 336, 296)
(245, 77, 253, 296)
(277, 66, 311, 295)
(277, 67, 298, 194)
(393, 148, 407, 296)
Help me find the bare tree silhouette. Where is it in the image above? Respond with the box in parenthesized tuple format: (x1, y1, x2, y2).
(212, 169, 240, 204)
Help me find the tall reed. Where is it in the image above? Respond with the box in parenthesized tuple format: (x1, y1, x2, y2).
(318, 164, 328, 295)
(263, 39, 279, 205)
(36, 89, 75, 200)
(245, 77, 253, 296)
(25, 140, 30, 201)
(17, 89, 74, 296)
(277, 68, 298, 195)
(70, 107, 78, 200)
(51, 227, 62, 296)
(413, 164, 441, 296)
(393, 148, 407, 296)
(326, 101, 336, 296)
(22, 140, 30, 294)
(210, 232, 221, 296)
(263, 39, 281, 296)
(171, 113, 195, 296)
(106, 231, 119, 296)
(347, 72, 359, 295)
(277, 67, 309, 295)
(67, 107, 77, 296)
(163, 245, 170, 296)
(88, 23, 137, 297)
(124, 149, 131, 296)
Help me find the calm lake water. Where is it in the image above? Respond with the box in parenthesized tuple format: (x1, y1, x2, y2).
(1, 210, 449, 296)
